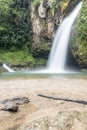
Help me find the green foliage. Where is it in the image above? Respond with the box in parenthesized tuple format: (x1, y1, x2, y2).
(51, 7, 55, 16)
(0, 49, 47, 67)
(0, 0, 32, 49)
(50, 0, 70, 16)
(76, 4, 87, 41)
(33, 0, 40, 7)
(34, 58, 47, 66)
(71, 3, 87, 66)
(0, 0, 35, 66)
(0, 49, 35, 65)
(0, 0, 47, 67)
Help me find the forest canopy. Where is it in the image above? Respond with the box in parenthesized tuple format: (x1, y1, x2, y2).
(0, 0, 32, 50)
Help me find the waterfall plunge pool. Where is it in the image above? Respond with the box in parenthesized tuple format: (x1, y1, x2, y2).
(0, 70, 87, 79)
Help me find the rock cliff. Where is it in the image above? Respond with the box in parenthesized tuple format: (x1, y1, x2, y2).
(30, 0, 81, 59)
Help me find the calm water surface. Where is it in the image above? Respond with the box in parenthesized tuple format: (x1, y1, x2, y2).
(0, 71, 87, 79)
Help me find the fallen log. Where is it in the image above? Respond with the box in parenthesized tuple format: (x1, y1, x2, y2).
(38, 94, 87, 105)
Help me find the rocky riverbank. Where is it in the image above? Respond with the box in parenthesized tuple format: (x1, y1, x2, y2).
(0, 77, 87, 130)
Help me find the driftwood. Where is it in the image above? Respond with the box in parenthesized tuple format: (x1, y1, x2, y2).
(38, 94, 87, 105)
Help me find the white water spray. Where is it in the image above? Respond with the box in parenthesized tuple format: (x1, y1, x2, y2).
(47, 2, 82, 73)
(3, 63, 15, 72)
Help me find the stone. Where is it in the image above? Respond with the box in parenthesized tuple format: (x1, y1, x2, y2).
(48, 22, 54, 35)
(33, 18, 42, 35)
(38, 2, 46, 18)
(1, 96, 29, 105)
(1, 101, 18, 112)
(11, 96, 30, 105)
(0, 96, 29, 112)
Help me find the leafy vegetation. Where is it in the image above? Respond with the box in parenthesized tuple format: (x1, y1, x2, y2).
(0, 0, 32, 49)
(50, 0, 70, 16)
(71, 2, 87, 66)
(0, 49, 47, 67)
(33, 0, 40, 7)
(0, 0, 34, 67)
(0, 49, 34, 65)
(0, 0, 47, 67)
(0, 0, 87, 68)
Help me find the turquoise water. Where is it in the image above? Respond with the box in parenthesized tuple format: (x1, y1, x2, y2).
(0, 71, 87, 79)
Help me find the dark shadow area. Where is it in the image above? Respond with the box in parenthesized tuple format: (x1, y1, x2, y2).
(38, 94, 87, 105)
(64, 0, 81, 17)
(65, 48, 80, 71)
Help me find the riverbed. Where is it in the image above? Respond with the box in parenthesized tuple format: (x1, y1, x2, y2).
(0, 75, 87, 130)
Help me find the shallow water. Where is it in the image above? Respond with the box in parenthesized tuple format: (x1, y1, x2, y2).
(0, 70, 87, 79)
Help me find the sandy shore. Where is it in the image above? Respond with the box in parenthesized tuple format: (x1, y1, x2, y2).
(0, 77, 87, 130)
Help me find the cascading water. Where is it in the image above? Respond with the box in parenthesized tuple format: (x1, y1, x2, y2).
(47, 2, 82, 73)
(2, 63, 15, 72)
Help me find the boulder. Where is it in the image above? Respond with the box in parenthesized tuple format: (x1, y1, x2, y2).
(11, 96, 30, 105)
(1, 101, 18, 112)
(0, 96, 29, 112)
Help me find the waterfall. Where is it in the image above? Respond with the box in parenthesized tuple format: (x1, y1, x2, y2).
(2, 63, 15, 72)
(1, 2, 82, 74)
(47, 2, 82, 73)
